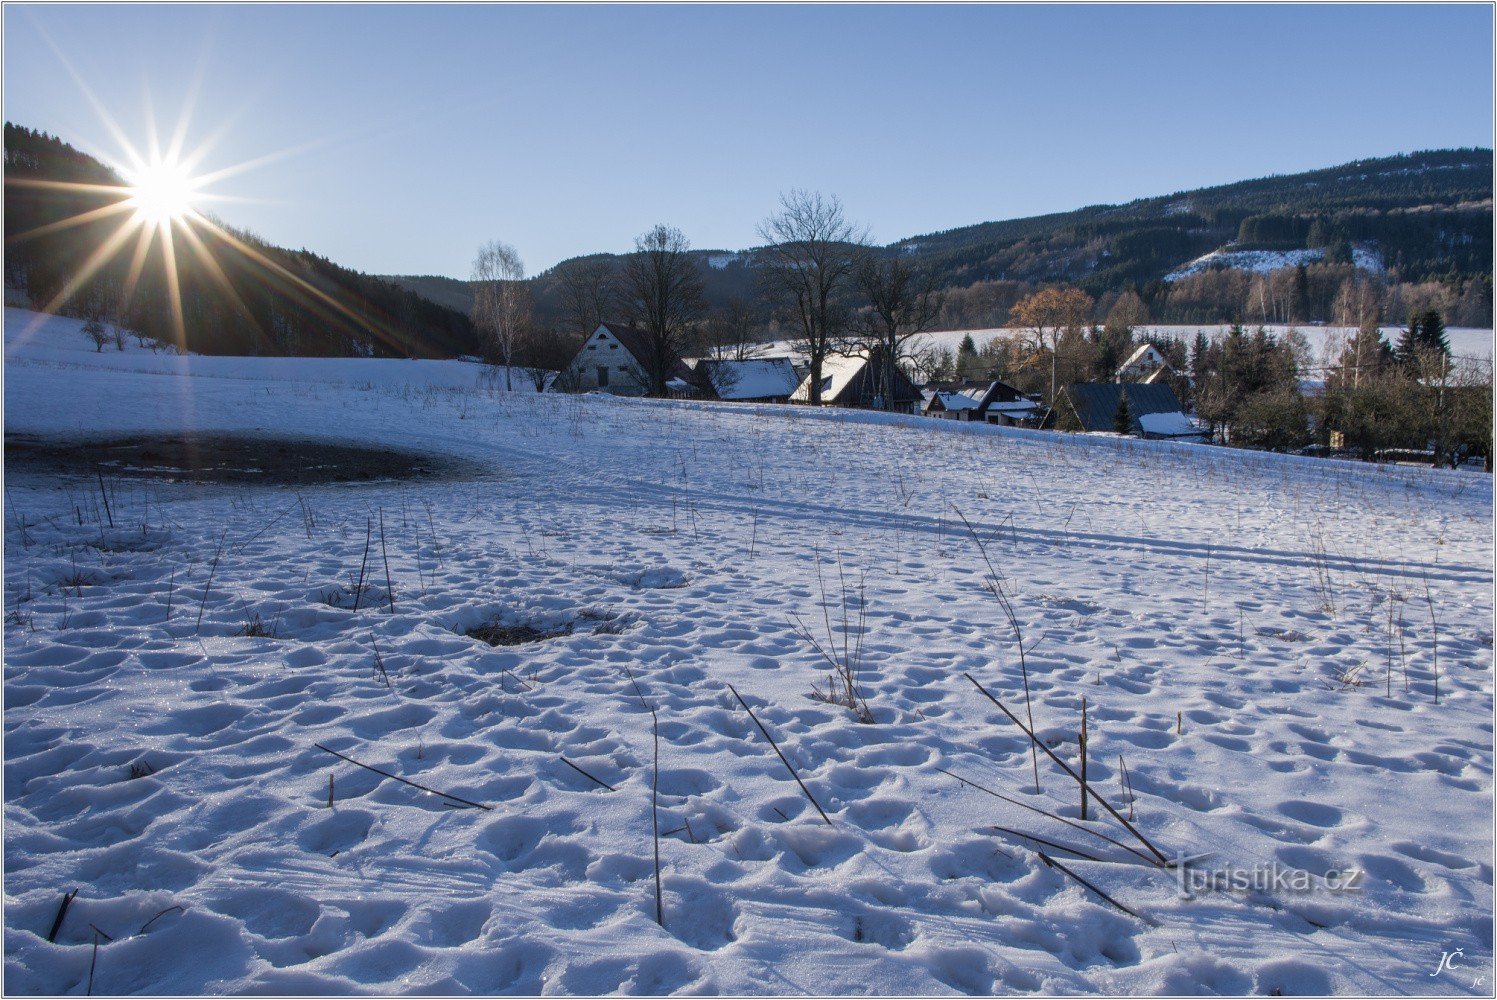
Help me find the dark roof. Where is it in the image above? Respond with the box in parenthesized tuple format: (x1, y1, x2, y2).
(595, 322, 696, 383)
(596, 323, 654, 363)
(1059, 382, 1186, 434)
(972, 379, 1037, 409)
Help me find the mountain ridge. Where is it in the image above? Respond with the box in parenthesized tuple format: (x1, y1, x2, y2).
(385, 147, 1492, 328)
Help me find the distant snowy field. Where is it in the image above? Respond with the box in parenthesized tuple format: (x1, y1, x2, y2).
(1163, 245, 1385, 282)
(5, 308, 1492, 995)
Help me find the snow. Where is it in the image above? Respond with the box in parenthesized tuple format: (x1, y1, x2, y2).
(927, 390, 982, 412)
(1164, 245, 1384, 282)
(788, 353, 869, 403)
(698, 358, 800, 401)
(5, 306, 1493, 995)
(1136, 411, 1202, 438)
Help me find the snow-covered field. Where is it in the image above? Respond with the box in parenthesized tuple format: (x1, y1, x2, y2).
(5, 308, 1493, 995)
(1163, 246, 1385, 282)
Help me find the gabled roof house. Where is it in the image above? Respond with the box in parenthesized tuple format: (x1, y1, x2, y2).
(789, 349, 923, 412)
(693, 357, 801, 402)
(557, 323, 696, 396)
(921, 379, 1043, 425)
(1055, 382, 1203, 439)
(1116, 343, 1175, 382)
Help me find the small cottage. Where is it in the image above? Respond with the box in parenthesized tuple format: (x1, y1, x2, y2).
(693, 357, 801, 402)
(1055, 382, 1203, 439)
(1116, 343, 1175, 382)
(557, 323, 695, 396)
(922, 379, 1042, 425)
(790, 349, 923, 412)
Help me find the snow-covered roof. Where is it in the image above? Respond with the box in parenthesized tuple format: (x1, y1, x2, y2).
(696, 357, 800, 400)
(928, 390, 982, 411)
(1138, 411, 1203, 437)
(987, 399, 1039, 414)
(790, 354, 868, 403)
(1118, 343, 1164, 370)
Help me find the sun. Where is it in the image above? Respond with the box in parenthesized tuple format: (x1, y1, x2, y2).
(124, 156, 201, 226)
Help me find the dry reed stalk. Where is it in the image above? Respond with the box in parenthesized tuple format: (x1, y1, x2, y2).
(964, 674, 1169, 866)
(727, 683, 832, 825)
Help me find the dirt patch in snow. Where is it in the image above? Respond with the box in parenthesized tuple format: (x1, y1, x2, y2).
(5, 433, 486, 486)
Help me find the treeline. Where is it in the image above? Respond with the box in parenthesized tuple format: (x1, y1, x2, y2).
(927, 284, 1492, 468)
(4, 123, 479, 358)
(934, 263, 1491, 331)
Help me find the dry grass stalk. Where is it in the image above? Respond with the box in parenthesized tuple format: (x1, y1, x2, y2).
(954, 506, 1041, 793)
(352, 518, 372, 612)
(1423, 574, 1441, 704)
(964, 674, 1169, 866)
(560, 756, 616, 791)
(313, 742, 492, 810)
(1037, 851, 1153, 924)
(728, 682, 832, 826)
(194, 532, 226, 635)
(792, 550, 872, 723)
(378, 508, 395, 613)
(652, 711, 664, 927)
(46, 889, 77, 943)
(935, 766, 1155, 866)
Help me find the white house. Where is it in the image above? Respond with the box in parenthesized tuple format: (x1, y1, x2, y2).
(1116, 343, 1173, 382)
(789, 350, 923, 411)
(557, 323, 695, 396)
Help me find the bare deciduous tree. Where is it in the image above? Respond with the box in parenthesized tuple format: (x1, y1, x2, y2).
(515, 320, 577, 392)
(757, 191, 866, 404)
(621, 224, 704, 396)
(699, 297, 766, 361)
(471, 240, 529, 390)
(853, 254, 945, 410)
(553, 256, 618, 340)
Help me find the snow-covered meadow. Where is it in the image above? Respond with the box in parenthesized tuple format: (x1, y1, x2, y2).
(4, 308, 1493, 995)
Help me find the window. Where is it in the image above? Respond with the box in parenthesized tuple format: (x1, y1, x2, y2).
(597, 365, 609, 387)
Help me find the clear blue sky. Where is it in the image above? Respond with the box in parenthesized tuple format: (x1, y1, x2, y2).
(5, 4, 1492, 279)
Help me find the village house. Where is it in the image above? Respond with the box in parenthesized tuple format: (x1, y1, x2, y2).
(556, 323, 696, 396)
(1115, 343, 1175, 382)
(789, 349, 923, 412)
(1054, 382, 1204, 439)
(922, 378, 1043, 426)
(691, 357, 801, 403)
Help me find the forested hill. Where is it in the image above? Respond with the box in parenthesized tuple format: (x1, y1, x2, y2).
(895, 148, 1492, 291)
(4, 123, 479, 358)
(387, 148, 1492, 330)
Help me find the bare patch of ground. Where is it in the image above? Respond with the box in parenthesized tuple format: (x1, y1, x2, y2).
(4, 433, 486, 485)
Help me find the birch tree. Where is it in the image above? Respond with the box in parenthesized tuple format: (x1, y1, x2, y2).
(471, 240, 528, 389)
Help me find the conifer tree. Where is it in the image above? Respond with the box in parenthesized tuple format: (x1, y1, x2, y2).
(1113, 389, 1133, 435)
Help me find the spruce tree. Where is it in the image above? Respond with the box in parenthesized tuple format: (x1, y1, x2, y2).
(1418, 309, 1449, 356)
(956, 333, 979, 379)
(1396, 315, 1421, 364)
(1113, 389, 1133, 435)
